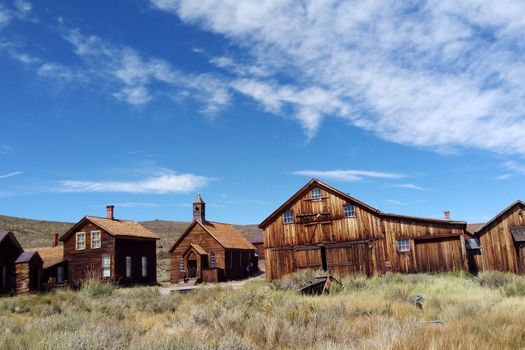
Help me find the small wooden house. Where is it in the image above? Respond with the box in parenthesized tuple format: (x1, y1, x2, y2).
(59, 205, 159, 286)
(249, 233, 265, 260)
(28, 233, 67, 287)
(469, 201, 525, 274)
(170, 194, 258, 283)
(0, 230, 43, 294)
(259, 179, 467, 281)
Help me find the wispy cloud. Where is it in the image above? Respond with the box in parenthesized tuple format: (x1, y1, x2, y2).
(59, 170, 210, 194)
(152, 0, 525, 155)
(504, 161, 525, 175)
(393, 183, 427, 191)
(0, 171, 23, 180)
(496, 174, 512, 180)
(385, 199, 407, 206)
(89, 202, 159, 208)
(292, 169, 405, 182)
(0, 145, 12, 155)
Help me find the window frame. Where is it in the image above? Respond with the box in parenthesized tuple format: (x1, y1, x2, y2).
(311, 188, 322, 201)
(397, 239, 411, 253)
(210, 250, 216, 268)
(57, 266, 65, 283)
(125, 256, 132, 278)
(102, 254, 111, 278)
(90, 230, 101, 249)
(76, 232, 86, 250)
(283, 210, 294, 224)
(141, 256, 147, 278)
(344, 205, 356, 218)
(179, 255, 184, 272)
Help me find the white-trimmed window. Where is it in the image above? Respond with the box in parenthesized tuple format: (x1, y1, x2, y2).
(397, 239, 410, 253)
(344, 205, 356, 217)
(76, 232, 85, 250)
(283, 210, 294, 224)
(126, 256, 132, 278)
(210, 250, 216, 268)
(102, 255, 111, 278)
(179, 255, 184, 272)
(141, 256, 147, 277)
(91, 230, 101, 249)
(311, 188, 322, 201)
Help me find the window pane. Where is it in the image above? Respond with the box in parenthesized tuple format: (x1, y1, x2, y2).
(311, 188, 322, 200)
(397, 240, 410, 252)
(344, 205, 356, 217)
(179, 255, 184, 272)
(102, 255, 111, 277)
(126, 256, 132, 277)
(210, 251, 216, 268)
(283, 210, 294, 224)
(142, 256, 147, 277)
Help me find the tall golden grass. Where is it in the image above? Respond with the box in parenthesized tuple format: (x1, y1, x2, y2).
(0, 271, 524, 349)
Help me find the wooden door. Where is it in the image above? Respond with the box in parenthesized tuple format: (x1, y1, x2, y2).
(414, 237, 462, 273)
(293, 247, 322, 270)
(326, 242, 372, 276)
(520, 244, 525, 273)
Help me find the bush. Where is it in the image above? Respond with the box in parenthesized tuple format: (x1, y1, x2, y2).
(80, 277, 115, 298)
(128, 287, 180, 313)
(477, 271, 515, 289)
(270, 269, 323, 290)
(501, 277, 525, 297)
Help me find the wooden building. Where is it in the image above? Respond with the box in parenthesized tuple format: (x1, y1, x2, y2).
(59, 205, 159, 286)
(259, 179, 467, 281)
(170, 194, 258, 283)
(468, 201, 525, 274)
(249, 233, 265, 260)
(28, 233, 68, 287)
(0, 230, 43, 294)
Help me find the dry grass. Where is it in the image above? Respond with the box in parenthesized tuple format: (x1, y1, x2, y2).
(0, 272, 524, 349)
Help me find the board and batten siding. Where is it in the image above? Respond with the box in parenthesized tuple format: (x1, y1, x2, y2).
(478, 203, 525, 273)
(63, 222, 115, 285)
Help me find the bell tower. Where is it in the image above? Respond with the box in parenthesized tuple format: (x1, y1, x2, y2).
(193, 193, 206, 223)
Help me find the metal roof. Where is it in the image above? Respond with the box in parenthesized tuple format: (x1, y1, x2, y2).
(511, 226, 525, 242)
(465, 238, 481, 250)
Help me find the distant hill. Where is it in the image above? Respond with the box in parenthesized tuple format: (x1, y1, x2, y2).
(0, 215, 262, 250)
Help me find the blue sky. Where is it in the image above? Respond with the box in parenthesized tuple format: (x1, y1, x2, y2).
(1, 0, 525, 225)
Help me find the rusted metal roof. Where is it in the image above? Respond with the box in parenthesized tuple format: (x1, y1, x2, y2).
(466, 238, 481, 250)
(511, 226, 525, 242)
(60, 216, 159, 242)
(27, 246, 64, 269)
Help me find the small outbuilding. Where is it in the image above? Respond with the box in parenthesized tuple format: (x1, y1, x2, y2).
(170, 194, 258, 283)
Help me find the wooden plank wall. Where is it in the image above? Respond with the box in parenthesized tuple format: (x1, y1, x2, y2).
(114, 238, 157, 285)
(478, 204, 525, 273)
(15, 262, 30, 294)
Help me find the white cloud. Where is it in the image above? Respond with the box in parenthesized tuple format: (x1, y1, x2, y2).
(385, 199, 407, 206)
(14, 0, 31, 14)
(292, 169, 405, 182)
(151, 0, 525, 155)
(0, 4, 11, 29)
(0, 171, 23, 180)
(60, 29, 231, 113)
(0, 145, 12, 155)
(504, 161, 525, 175)
(37, 62, 85, 83)
(496, 174, 512, 180)
(393, 183, 427, 191)
(59, 171, 210, 194)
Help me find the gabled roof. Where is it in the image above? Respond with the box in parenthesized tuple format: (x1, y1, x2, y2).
(259, 178, 380, 229)
(258, 178, 467, 229)
(15, 251, 42, 264)
(27, 246, 64, 269)
(189, 243, 207, 255)
(466, 223, 485, 236)
(60, 216, 159, 242)
(0, 230, 24, 253)
(170, 220, 257, 253)
(249, 232, 264, 244)
(475, 200, 525, 236)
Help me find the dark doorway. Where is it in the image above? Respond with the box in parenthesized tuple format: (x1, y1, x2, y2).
(187, 260, 197, 278)
(30, 267, 40, 291)
(320, 246, 327, 271)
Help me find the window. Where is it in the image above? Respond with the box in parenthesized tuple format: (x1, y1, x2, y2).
(102, 255, 111, 278)
(229, 251, 233, 268)
(126, 256, 132, 278)
(179, 255, 184, 272)
(311, 188, 322, 201)
(397, 239, 410, 253)
(239, 251, 242, 268)
(141, 256, 147, 277)
(344, 205, 356, 217)
(91, 231, 101, 249)
(76, 232, 85, 250)
(210, 250, 216, 268)
(57, 266, 64, 283)
(283, 210, 294, 224)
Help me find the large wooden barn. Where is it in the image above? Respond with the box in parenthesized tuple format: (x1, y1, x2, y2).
(467, 200, 525, 274)
(259, 179, 467, 281)
(60, 205, 159, 286)
(170, 194, 258, 283)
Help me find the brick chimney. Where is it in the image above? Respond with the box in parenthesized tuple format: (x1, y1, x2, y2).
(51, 233, 58, 248)
(444, 211, 451, 220)
(106, 205, 115, 220)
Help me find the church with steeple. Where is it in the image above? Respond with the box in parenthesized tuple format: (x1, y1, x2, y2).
(169, 194, 258, 283)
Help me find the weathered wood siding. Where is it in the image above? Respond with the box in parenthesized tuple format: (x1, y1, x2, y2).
(382, 217, 466, 273)
(170, 224, 224, 283)
(478, 204, 525, 273)
(63, 221, 115, 285)
(15, 259, 42, 294)
(0, 236, 22, 293)
(114, 238, 157, 285)
(262, 181, 468, 281)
